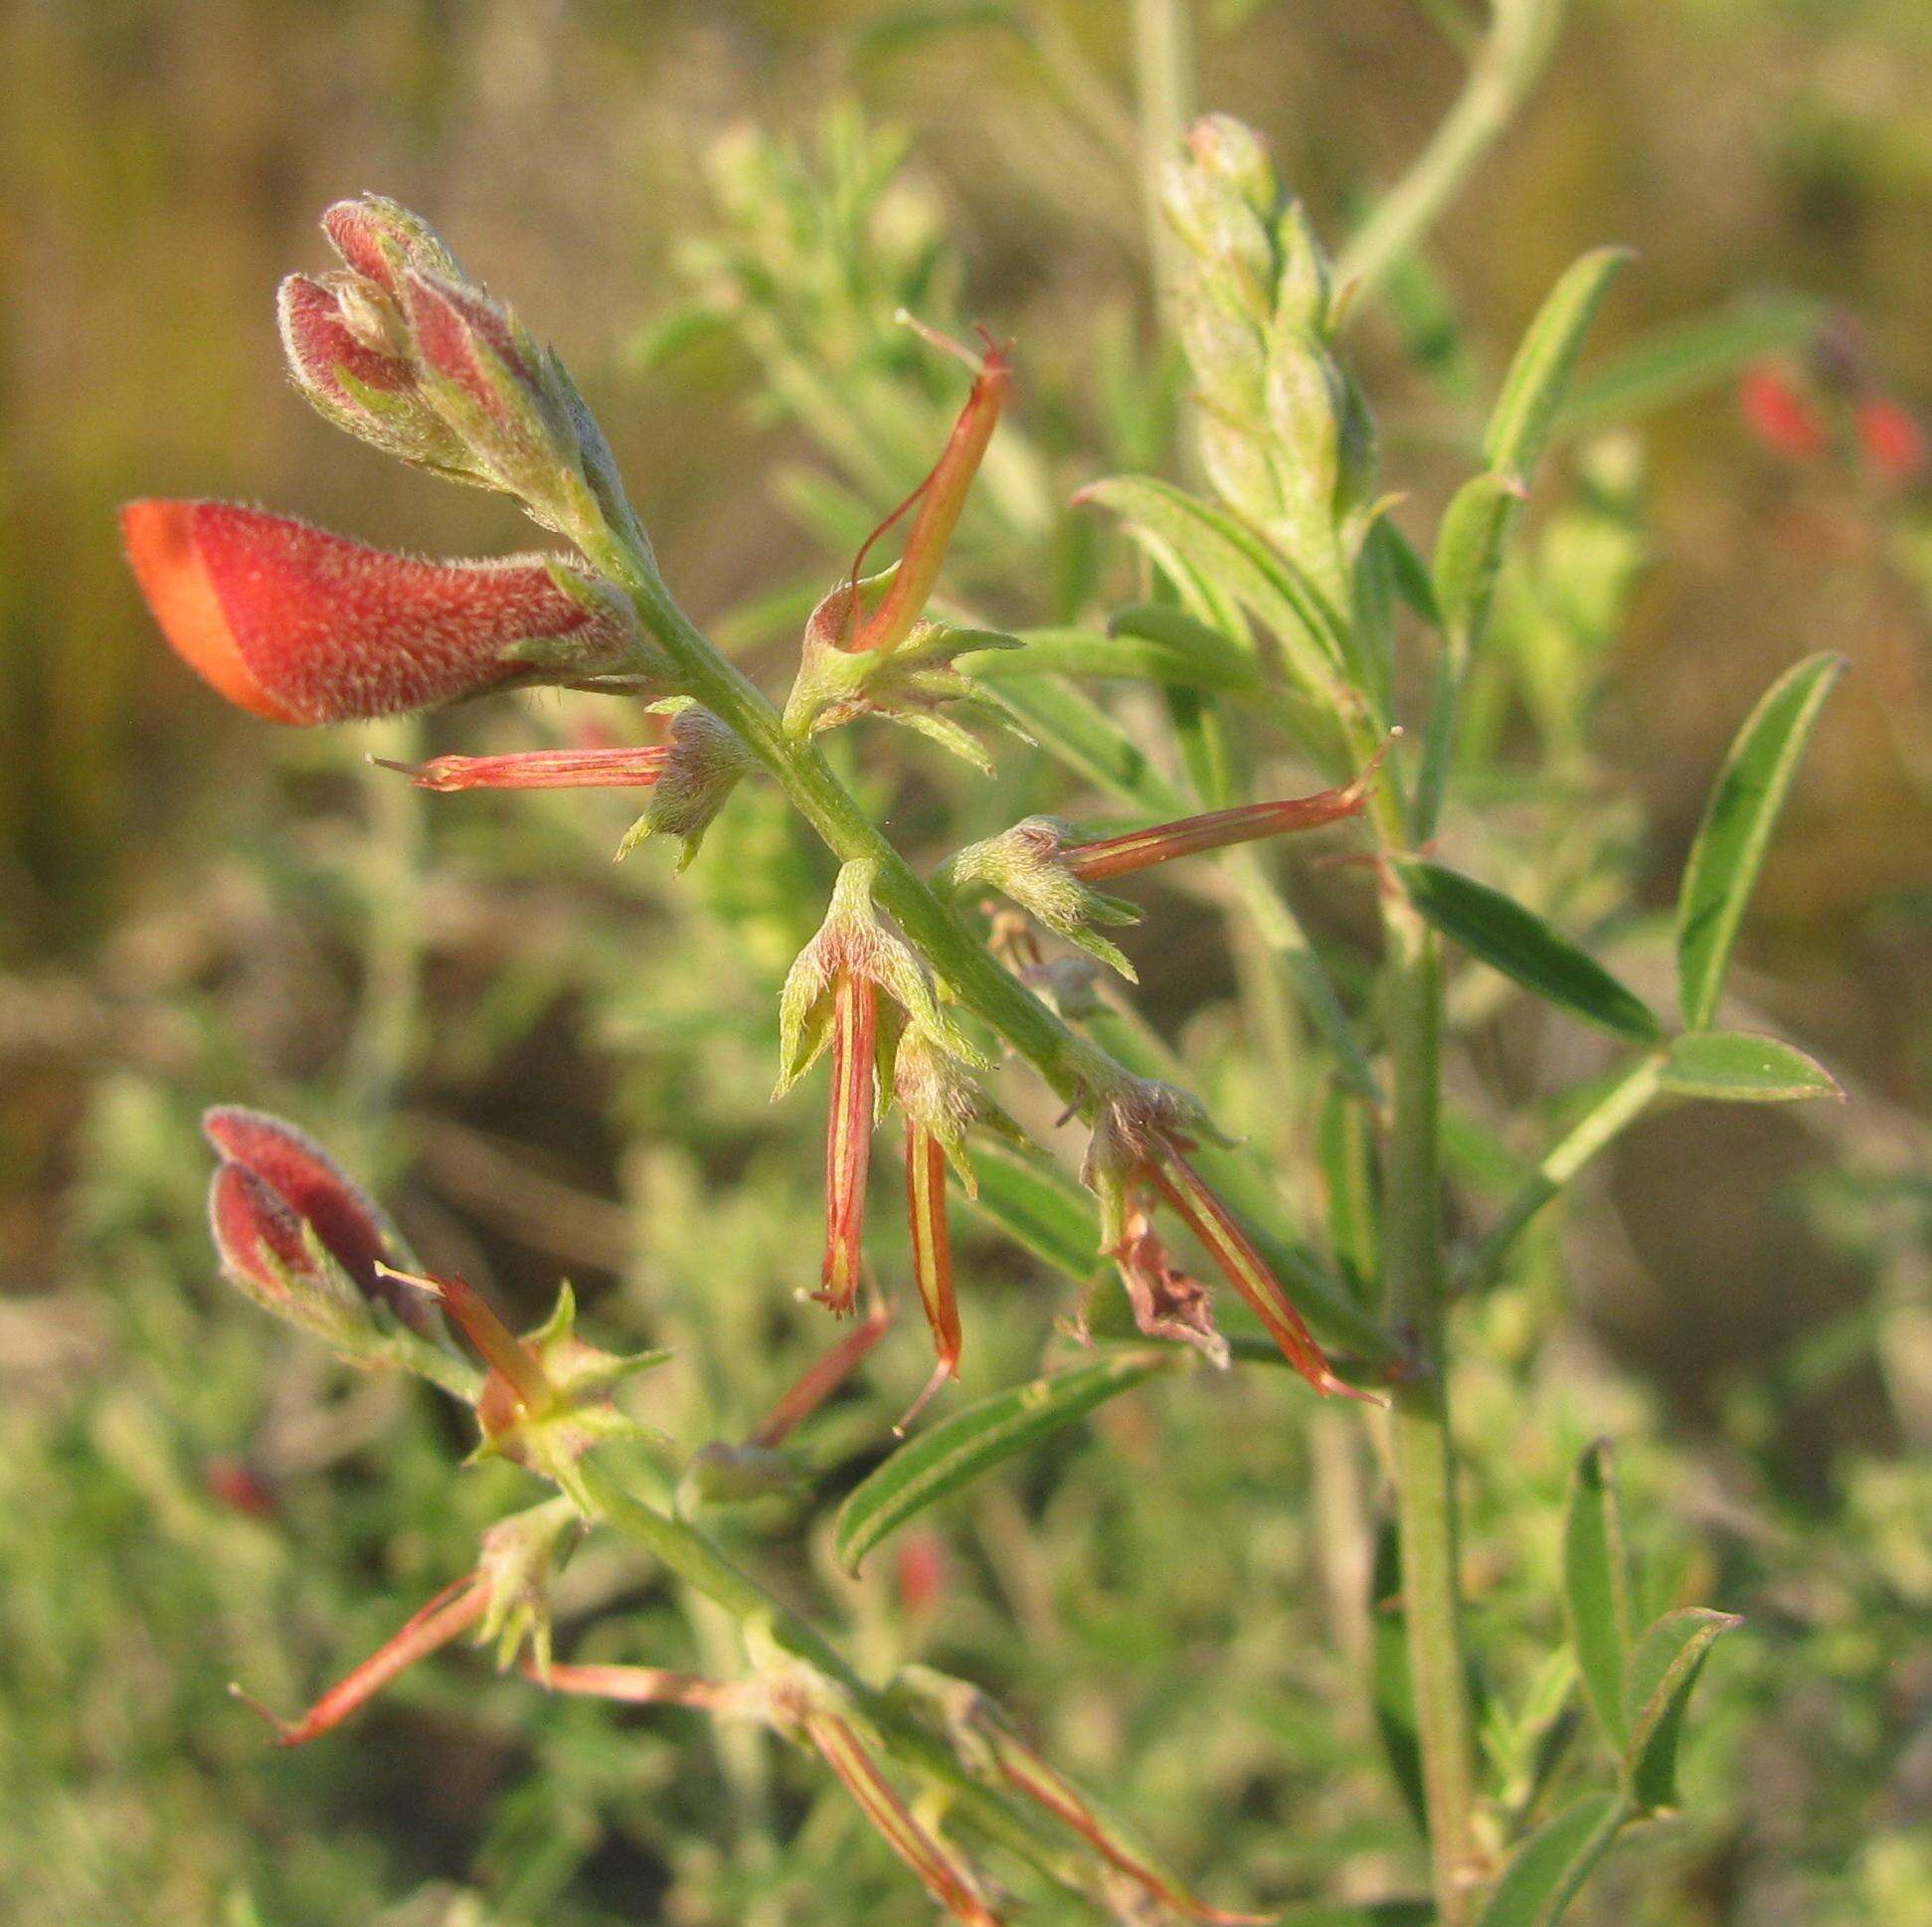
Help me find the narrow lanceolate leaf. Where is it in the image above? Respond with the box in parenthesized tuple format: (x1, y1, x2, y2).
(1661, 1031, 1843, 1104)
(1562, 1441, 1635, 1747)
(833, 1351, 1172, 1571)
(976, 674, 1189, 817)
(1620, 1608, 1741, 1812)
(1675, 651, 1845, 1029)
(1400, 862, 1661, 1041)
(1077, 474, 1350, 693)
(1432, 469, 1525, 655)
(1484, 249, 1635, 480)
(1557, 294, 1826, 441)
(963, 1141, 1106, 1286)
(964, 621, 1260, 693)
(1474, 1791, 1630, 1927)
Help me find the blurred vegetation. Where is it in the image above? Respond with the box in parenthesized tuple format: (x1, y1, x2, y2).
(0, 4, 1927, 1926)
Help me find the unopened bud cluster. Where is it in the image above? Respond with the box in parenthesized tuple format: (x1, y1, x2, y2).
(1163, 115, 1376, 598)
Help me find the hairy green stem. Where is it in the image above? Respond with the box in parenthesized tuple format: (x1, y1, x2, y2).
(1337, 0, 1568, 307)
(1380, 895, 1478, 1922)
(588, 538, 1134, 1116)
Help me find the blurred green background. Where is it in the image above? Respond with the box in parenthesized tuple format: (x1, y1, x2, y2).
(1, 4, 1927, 1925)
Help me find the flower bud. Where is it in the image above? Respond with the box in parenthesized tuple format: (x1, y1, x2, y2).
(203, 1104, 431, 1335)
(277, 272, 482, 481)
(321, 194, 462, 296)
(122, 500, 657, 725)
(1739, 362, 1827, 464)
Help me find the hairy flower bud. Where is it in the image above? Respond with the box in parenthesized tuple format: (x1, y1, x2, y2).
(123, 501, 658, 725)
(203, 1105, 431, 1339)
(277, 272, 482, 481)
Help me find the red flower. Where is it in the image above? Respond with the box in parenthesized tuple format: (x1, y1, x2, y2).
(122, 500, 641, 724)
(1739, 362, 1828, 464)
(1855, 396, 1928, 488)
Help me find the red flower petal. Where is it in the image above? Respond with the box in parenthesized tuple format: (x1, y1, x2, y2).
(122, 500, 626, 725)
(817, 972, 877, 1315)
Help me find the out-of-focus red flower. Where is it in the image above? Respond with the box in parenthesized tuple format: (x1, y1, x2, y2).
(1739, 362, 1828, 464)
(894, 1528, 952, 1619)
(1855, 397, 1928, 488)
(122, 500, 638, 725)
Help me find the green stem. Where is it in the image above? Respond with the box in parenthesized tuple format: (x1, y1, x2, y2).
(589, 539, 1122, 1113)
(1380, 893, 1478, 1924)
(1132, 0, 1195, 328)
(574, 1457, 1102, 1904)
(1337, 0, 1569, 308)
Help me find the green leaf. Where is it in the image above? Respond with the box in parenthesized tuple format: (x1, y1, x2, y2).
(1111, 602, 1265, 679)
(976, 673, 1188, 816)
(1562, 1441, 1634, 1746)
(832, 1351, 1172, 1571)
(965, 624, 1259, 693)
(962, 1140, 1103, 1286)
(1558, 294, 1826, 440)
(1662, 1031, 1843, 1104)
(1621, 1608, 1741, 1811)
(1367, 515, 1443, 628)
(1675, 652, 1845, 1028)
(1317, 1084, 1378, 1297)
(1400, 861, 1662, 1041)
(1079, 474, 1349, 693)
(1369, 1517, 1429, 1836)
(1432, 469, 1525, 658)
(1476, 1791, 1629, 1927)
(1484, 248, 1635, 479)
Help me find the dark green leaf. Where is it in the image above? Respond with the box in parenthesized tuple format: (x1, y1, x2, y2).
(1621, 1608, 1741, 1811)
(1476, 1791, 1629, 1927)
(1276, 1906, 1433, 1927)
(1370, 1517, 1428, 1835)
(1562, 1441, 1634, 1746)
(1662, 1031, 1843, 1104)
(1676, 652, 1845, 1029)
(1400, 862, 1662, 1040)
(1484, 248, 1635, 479)
(833, 1351, 1172, 1571)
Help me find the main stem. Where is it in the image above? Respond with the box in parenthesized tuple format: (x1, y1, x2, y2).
(1380, 892, 1477, 1921)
